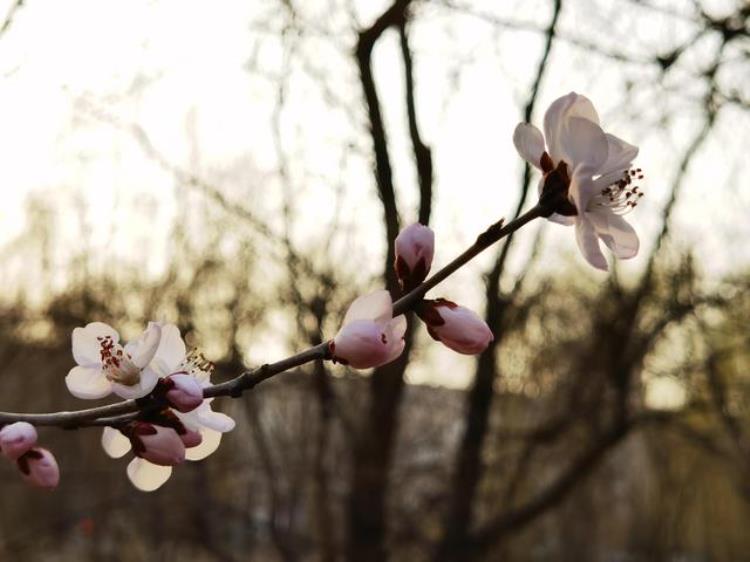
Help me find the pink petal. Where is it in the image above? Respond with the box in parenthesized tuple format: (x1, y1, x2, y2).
(343, 290, 393, 326)
(18, 448, 59, 489)
(0, 422, 38, 460)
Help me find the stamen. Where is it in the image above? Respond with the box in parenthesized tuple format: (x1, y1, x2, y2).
(98, 335, 140, 386)
(590, 167, 646, 215)
(179, 349, 214, 383)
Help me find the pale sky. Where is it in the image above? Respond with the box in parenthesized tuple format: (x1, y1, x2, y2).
(0, 0, 746, 393)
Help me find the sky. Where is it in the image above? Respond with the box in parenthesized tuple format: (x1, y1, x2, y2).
(0, 0, 746, 394)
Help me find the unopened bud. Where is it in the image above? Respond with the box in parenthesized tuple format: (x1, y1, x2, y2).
(17, 448, 60, 489)
(394, 223, 434, 290)
(126, 422, 186, 467)
(0, 422, 38, 460)
(165, 374, 204, 413)
(418, 299, 494, 355)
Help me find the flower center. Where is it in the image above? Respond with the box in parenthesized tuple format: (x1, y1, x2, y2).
(98, 335, 141, 386)
(589, 168, 645, 215)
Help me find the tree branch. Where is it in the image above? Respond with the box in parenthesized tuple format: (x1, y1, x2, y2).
(0, 206, 546, 429)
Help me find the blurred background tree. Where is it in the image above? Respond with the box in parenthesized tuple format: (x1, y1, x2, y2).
(0, 0, 748, 560)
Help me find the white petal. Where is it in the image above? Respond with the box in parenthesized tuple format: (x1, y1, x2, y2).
(186, 428, 222, 461)
(512, 122, 545, 169)
(125, 323, 162, 369)
(101, 427, 131, 458)
(343, 290, 393, 326)
(544, 93, 600, 163)
(600, 133, 638, 175)
(126, 458, 172, 492)
(196, 410, 236, 432)
(566, 93, 600, 124)
(152, 323, 187, 375)
(111, 367, 159, 400)
(569, 166, 598, 218)
(575, 217, 608, 271)
(72, 322, 119, 367)
(544, 93, 577, 163)
(559, 117, 608, 171)
(548, 213, 576, 226)
(65, 366, 112, 399)
(588, 211, 640, 259)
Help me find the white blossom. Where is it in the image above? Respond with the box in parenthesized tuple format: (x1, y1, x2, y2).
(66, 322, 162, 400)
(513, 92, 643, 271)
(99, 323, 235, 492)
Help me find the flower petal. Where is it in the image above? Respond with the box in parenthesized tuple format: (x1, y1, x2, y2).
(600, 133, 638, 175)
(566, 94, 599, 124)
(196, 410, 236, 433)
(544, 93, 600, 163)
(101, 427, 131, 459)
(544, 93, 577, 163)
(332, 319, 391, 369)
(388, 315, 407, 341)
(65, 366, 112, 399)
(559, 117, 608, 171)
(569, 166, 598, 218)
(111, 367, 159, 400)
(383, 338, 406, 365)
(72, 322, 119, 367)
(125, 323, 162, 369)
(588, 211, 640, 259)
(126, 458, 172, 492)
(343, 290, 393, 326)
(512, 122, 545, 169)
(575, 217, 608, 271)
(152, 323, 187, 375)
(548, 213, 576, 226)
(185, 428, 222, 461)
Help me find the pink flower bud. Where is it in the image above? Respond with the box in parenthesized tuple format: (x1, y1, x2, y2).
(394, 223, 434, 290)
(17, 448, 60, 489)
(0, 422, 38, 460)
(419, 299, 493, 355)
(179, 428, 203, 449)
(165, 373, 204, 413)
(330, 291, 407, 369)
(127, 422, 186, 467)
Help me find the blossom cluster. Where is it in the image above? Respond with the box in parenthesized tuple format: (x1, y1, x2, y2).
(0, 91, 643, 494)
(328, 93, 643, 369)
(66, 322, 235, 491)
(330, 223, 494, 370)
